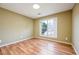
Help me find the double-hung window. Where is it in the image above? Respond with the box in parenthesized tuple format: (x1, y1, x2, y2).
(40, 17, 57, 38)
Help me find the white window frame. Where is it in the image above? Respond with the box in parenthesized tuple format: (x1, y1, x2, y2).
(39, 17, 57, 38)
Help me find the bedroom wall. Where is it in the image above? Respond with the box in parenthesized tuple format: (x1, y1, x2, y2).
(72, 4, 79, 54)
(34, 10, 72, 44)
(0, 7, 33, 46)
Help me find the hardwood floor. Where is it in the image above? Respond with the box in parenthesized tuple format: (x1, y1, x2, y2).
(0, 38, 76, 55)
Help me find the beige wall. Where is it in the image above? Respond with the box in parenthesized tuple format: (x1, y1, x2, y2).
(34, 10, 72, 44)
(0, 8, 33, 46)
(72, 4, 79, 54)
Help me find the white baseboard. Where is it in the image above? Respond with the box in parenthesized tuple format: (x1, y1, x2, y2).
(72, 45, 79, 55)
(0, 37, 33, 48)
(36, 37, 72, 45)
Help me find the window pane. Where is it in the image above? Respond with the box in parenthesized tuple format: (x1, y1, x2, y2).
(48, 19, 54, 36)
(47, 18, 57, 38)
(40, 20, 47, 36)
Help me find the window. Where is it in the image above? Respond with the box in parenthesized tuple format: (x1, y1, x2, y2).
(40, 17, 57, 38)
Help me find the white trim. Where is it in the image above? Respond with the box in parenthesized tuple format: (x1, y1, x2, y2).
(39, 35, 57, 39)
(36, 37, 72, 45)
(72, 45, 79, 55)
(0, 37, 33, 48)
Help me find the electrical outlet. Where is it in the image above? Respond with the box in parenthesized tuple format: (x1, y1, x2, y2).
(65, 37, 68, 40)
(0, 40, 1, 43)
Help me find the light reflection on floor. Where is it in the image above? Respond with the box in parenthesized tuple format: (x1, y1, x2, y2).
(37, 43, 55, 55)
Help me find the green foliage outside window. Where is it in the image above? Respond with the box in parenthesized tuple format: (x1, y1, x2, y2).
(42, 23, 47, 34)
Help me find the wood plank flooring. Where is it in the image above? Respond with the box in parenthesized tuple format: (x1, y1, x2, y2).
(0, 38, 76, 55)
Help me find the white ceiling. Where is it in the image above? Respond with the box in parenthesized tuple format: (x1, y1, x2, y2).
(0, 3, 74, 19)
